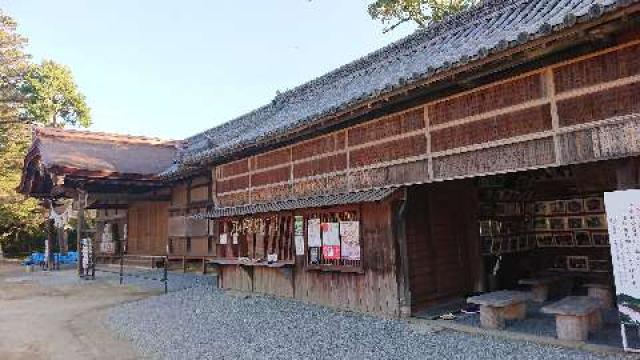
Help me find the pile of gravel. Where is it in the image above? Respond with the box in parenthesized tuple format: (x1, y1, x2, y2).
(107, 286, 626, 360)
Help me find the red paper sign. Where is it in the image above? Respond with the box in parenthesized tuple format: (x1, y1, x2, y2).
(322, 245, 340, 260)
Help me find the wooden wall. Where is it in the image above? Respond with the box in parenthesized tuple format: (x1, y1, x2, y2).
(168, 175, 215, 257)
(218, 200, 401, 316)
(405, 180, 481, 311)
(127, 201, 169, 256)
(214, 40, 640, 207)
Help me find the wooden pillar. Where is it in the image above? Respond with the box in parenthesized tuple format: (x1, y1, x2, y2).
(62, 229, 69, 254)
(615, 158, 640, 190)
(393, 189, 412, 318)
(57, 227, 66, 256)
(76, 191, 86, 276)
(465, 181, 485, 293)
(46, 218, 54, 270)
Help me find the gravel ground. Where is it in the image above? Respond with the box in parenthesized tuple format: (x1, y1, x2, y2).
(14, 266, 217, 292)
(94, 266, 217, 292)
(107, 286, 631, 360)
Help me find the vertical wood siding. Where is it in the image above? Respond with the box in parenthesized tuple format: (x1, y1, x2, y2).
(405, 181, 480, 311)
(127, 201, 169, 255)
(218, 201, 401, 316)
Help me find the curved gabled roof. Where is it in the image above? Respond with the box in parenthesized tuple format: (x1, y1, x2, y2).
(28, 127, 181, 178)
(162, 0, 639, 178)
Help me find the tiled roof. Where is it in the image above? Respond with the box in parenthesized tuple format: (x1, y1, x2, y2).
(31, 127, 181, 177)
(162, 0, 638, 178)
(200, 187, 398, 219)
(35, 127, 181, 147)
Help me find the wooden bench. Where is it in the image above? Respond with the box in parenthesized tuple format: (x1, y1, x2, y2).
(541, 296, 602, 341)
(467, 291, 530, 329)
(583, 283, 614, 309)
(518, 275, 572, 302)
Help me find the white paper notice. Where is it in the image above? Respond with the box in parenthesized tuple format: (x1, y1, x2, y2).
(307, 219, 321, 247)
(604, 190, 640, 325)
(219, 233, 228, 245)
(321, 222, 340, 246)
(294, 216, 305, 255)
(340, 221, 360, 260)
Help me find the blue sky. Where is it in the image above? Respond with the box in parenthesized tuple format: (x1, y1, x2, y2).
(2, 1, 415, 140)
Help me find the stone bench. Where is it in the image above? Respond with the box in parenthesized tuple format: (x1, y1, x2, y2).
(518, 276, 572, 302)
(467, 291, 530, 329)
(583, 283, 614, 309)
(541, 296, 602, 341)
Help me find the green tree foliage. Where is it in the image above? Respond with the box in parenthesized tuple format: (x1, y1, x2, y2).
(0, 10, 29, 125)
(22, 60, 91, 127)
(0, 10, 42, 256)
(368, 0, 478, 32)
(0, 11, 91, 256)
(0, 124, 44, 256)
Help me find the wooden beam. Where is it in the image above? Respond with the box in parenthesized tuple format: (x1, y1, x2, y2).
(86, 202, 129, 210)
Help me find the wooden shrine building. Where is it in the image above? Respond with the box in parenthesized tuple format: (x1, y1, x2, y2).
(20, 0, 640, 318)
(19, 128, 180, 259)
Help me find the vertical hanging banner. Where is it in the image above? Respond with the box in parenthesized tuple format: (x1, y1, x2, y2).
(340, 221, 360, 261)
(294, 216, 305, 256)
(321, 222, 340, 260)
(219, 233, 228, 245)
(604, 190, 640, 352)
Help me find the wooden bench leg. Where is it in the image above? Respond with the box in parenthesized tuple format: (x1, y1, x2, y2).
(531, 285, 549, 303)
(556, 315, 589, 341)
(480, 305, 505, 330)
(502, 302, 526, 320)
(588, 310, 602, 333)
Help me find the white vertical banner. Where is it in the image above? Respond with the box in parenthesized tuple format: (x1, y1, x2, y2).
(604, 190, 640, 352)
(294, 216, 305, 256)
(605, 191, 640, 319)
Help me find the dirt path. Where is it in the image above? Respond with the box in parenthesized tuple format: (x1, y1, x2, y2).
(0, 261, 153, 360)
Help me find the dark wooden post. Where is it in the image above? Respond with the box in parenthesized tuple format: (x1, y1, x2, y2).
(119, 253, 124, 285)
(393, 188, 412, 318)
(46, 218, 54, 271)
(76, 190, 85, 276)
(615, 158, 640, 190)
(163, 256, 168, 294)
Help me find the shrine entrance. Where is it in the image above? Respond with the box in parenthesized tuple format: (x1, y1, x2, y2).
(407, 159, 640, 350)
(405, 180, 482, 313)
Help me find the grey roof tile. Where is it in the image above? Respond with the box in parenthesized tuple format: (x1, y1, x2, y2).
(201, 187, 398, 219)
(162, 0, 638, 178)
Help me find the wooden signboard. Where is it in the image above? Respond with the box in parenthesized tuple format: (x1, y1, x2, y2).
(604, 190, 640, 352)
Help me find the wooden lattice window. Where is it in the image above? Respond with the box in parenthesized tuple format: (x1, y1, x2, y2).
(300, 206, 362, 272)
